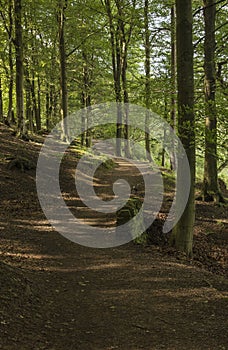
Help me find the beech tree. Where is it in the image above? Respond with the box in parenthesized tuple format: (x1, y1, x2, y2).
(170, 0, 195, 256)
(81, 49, 93, 147)
(104, 0, 122, 155)
(170, 4, 177, 169)
(14, 0, 26, 136)
(57, 0, 69, 141)
(203, 0, 224, 202)
(144, 0, 152, 162)
(0, 0, 14, 125)
(7, 0, 14, 124)
(103, 0, 136, 157)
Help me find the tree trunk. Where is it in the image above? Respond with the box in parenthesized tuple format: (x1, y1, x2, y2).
(85, 106, 92, 148)
(14, 0, 26, 136)
(161, 129, 166, 167)
(24, 64, 33, 132)
(37, 76, 41, 130)
(161, 96, 168, 167)
(170, 4, 177, 170)
(53, 88, 59, 124)
(31, 74, 41, 132)
(203, 0, 224, 203)
(117, 0, 135, 158)
(45, 82, 55, 131)
(122, 55, 131, 158)
(25, 84, 33, 133)
(104, 0, 122, 156)
(80, 91, 86, 146)
(115, 20, 122, 156)
(116, 0, 131, 158)
(170, 0, 195, 257)
(46, 83, 50, 131)
(50, 84, 55, 126)
(144, 0, 152, 162)
(58, 0, 68, 142)
(82, 51, 92, 148)
(0, 78, 3, 122)
(7, 0, 14, 125)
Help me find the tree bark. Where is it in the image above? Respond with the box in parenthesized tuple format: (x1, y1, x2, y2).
(45, 83, 51, 131)
(170, 4, 177, 170)
(14, 0, 26, 136)
(170, 0, 195, 257)
(25, 83, 33, 133)
(0, 78, 3, 122)
(122, 52, 131, 158)
(24, 63, 33, 132)
(80, 91, 86, 146)
(82, 51, 92, 148)
(58, 0, 69, 141)
(31, 74, 41, 132)
(45, 82, 55, 131)
(104, 0, 122, 156)
(161, 96, 168, 167)
(7, 0, 14, 125)
(203, 0, 224, 202)
(144, 0, 152, 162)
(37, 76, 41, 130)
(116, 0, 131, 158)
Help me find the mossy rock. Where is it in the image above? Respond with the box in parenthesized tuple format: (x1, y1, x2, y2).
(116, 196, 147, 244)
(117, 197, 141, 222)
(101, 158, 116, 170)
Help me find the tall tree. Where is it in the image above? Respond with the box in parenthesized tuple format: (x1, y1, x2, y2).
(203, 0, 224, 202)
(170, 4, 176, 169)
(104, 0, 122, 156)
(116, 0, 135, 158)
(14, 0, 26, 135)
(0, 0, 14, 125)
(0, 78, 3, 121)
(57, 0, 69, 141)
(144, 0, 152, 162)
(82, 50, 92, 148)
(170, 0, 195, 257)
(7, 0, 14, 125)
(104, 0, 135, 157)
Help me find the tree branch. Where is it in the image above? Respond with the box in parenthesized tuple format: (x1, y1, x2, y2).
(0, 9, 10, 38)
(66, 26, 108, 57)
(194, 21, 228, 48)
(217, 60, 228, 94)
(193, 0, 228, 17)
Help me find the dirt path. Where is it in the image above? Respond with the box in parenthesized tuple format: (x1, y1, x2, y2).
(0, 124, 227, 350)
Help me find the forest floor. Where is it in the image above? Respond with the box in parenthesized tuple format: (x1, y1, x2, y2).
(0, 123, 227, 350)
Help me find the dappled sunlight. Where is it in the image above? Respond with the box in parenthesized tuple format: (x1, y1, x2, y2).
(74, 169, 100, 185)
(77, 217, 116, 227)
(150, 287, 228, 300)
(97, 282, 228, 305)
(9, 219, 53, 232)
(84, 262, 130, 271)
(1, 251, 63, 261)
(101, 288, 142, 296)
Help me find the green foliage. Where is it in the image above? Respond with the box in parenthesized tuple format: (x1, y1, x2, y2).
(0, 0, 226, 201)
